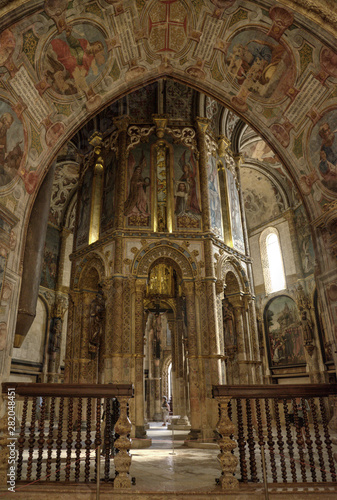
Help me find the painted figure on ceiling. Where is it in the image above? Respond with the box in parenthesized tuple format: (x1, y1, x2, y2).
(48, 26, 106, 94)
(0, 112, 23, 186)
(318, 122, 337, 191)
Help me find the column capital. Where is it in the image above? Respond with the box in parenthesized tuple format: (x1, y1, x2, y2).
(195, 117, 210, 135)
(233, 153, 244, 167)
(114, 115, 130, 132)
(152, 114, 169, 138)
(218, 135, 231, 157)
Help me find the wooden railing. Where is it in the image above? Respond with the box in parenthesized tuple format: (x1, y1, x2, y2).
(212, 384, 337, 489)
(1, 383, 134, 488)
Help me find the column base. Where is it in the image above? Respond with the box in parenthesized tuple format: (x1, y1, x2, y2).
(167, 415, 191, 431)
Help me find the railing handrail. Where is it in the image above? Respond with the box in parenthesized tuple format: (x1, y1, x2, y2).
(1, 382, 134, 398)
(212, 383, 337, 399)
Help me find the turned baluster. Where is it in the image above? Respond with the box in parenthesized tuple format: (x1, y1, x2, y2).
(301, 397, 316, 482)
(319, 396, 336, 481)
(309, 398, 326, 481)
(283, 399, 297, 482)
(216, 396, 238, 489)
(273, 399, 287, 483)
(265, 398, 277, 482)
(75, 397, 83, 482)
(46, 396, 56, 481)
(36, 396, 46, 480)
(246, 398, 258, 482)
(17, 396, 28, 481)
(84, 397, 92, 482)
(114, 396, 133, 488)
(111, 398, 120, 456)
(255, 398, 265, 479)
(55, 397, 64, 481)
(292, 398, 306, 482)
(104, 398, 112, 482)
(236, 398, 248, 483)
(65, 398, 74, 482)
(94, 398, 102, 482)
(26, 397, 37, 481)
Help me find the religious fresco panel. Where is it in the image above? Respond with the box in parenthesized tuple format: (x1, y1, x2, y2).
(223, 27, 296, 106)
(101, 150, 117, 234)
(207, 155, 223, 239)
(40, 225, 60, 290)
(305, 108, 337, 196)
(264, 296, 306, 368)
(225, 168, 244, 253)
(75, 167, 93, 249)
(173, 145, 202, 231)
(124, 144, 151, 228)
(0, 101, 25, 188)
(44, 23, 108, 97)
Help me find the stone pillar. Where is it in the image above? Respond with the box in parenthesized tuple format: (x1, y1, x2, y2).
(114, 115, 130, 231)
(64, 293, 75, 383)
(134, 280, 146, 438)
(183, 281, 201, 439)
(79, 293, 94, 383)
(247, 296, 263, 383)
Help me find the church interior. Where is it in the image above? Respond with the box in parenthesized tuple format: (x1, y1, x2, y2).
(0, 0, 337, 497)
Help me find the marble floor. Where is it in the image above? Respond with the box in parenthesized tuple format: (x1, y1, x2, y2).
(130, 422, 221, 492)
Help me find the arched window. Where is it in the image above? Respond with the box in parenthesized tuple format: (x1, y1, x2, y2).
(260, 228, 286, 294)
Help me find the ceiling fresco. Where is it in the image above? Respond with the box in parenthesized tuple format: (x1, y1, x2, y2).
(0, 0, 335, 238)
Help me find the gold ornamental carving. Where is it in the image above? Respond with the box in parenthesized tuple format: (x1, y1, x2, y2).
(216, 396, 239, 489)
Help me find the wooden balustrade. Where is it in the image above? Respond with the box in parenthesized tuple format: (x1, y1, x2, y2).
(213, 384, 337, 489)
(1, 383, 134, 488)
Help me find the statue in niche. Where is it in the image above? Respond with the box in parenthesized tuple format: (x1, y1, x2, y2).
(223, 298, 236, 346)
(301, 310, 314, 343)
(89, 286, 105, 357)
(152, 313, 161, 359)
(50, 317, 62, 354)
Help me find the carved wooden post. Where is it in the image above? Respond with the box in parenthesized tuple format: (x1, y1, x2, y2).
(216, 396, 238, 489)
(114, 396, 132, 488)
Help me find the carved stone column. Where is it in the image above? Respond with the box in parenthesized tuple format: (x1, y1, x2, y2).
(195, 117, 211, 232)
(79, 293, 94, 383)
(247, 297, 263, 383)
(105, 277, 124, 384)
(134, 280, 146, 438)
(216, 280, 227, 384)
(114, 396, 132, 488)
(216, 396, 239, 489)
(232, 297, 249, 384)
(183, 281, 202, 438)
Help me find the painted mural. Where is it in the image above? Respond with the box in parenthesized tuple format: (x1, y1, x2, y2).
(264, 296, 306, 367)
(0, 101, 24, 188)
(101, 151, 117, 234)
(173, 147, 201, 230)
(75, 166, 93, 249)
(124, 147, 151, 228)
(45, 23, 108, 96)
(225, 29, 296, 103)
(40, 225, 60, 290)
(207, 155, 223, 238)
(307, 110, 337, 194)
(241, 167, 285, 229)
(166, 80, 194, 121)
(294, 205, 315, 276)
(127, 83, 157, 122)
(226, 168, 244, 253)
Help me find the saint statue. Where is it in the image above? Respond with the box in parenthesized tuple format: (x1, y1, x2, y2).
(89, 287, 105, 356)
(223, 298, 236, 346)
(301, 310, 314, 343)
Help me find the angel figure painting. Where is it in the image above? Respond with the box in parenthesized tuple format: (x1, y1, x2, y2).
(45, 24, 107, 95)
(226, 29, 295, 102)
(124, 150, 151, 226)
